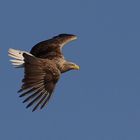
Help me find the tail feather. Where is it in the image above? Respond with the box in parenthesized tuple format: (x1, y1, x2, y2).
(8, 48, 32, 68)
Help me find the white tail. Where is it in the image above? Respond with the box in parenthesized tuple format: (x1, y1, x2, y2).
(8, 48, 33, 68)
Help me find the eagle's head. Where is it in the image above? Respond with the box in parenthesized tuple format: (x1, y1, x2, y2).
(61, 61, 80, 73)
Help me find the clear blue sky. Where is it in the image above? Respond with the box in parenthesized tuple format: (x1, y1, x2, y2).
(0, 0, 140, 140)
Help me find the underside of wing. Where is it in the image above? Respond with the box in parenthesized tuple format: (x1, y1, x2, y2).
(19, 53, 60, 111)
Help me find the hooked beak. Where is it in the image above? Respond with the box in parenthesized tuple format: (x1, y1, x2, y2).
(73, 64, 80, 70)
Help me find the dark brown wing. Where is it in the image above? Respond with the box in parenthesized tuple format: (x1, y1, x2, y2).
(19, 53, 60, 111)
(30, 34, 77, 59)
(30, 40, 63, 59)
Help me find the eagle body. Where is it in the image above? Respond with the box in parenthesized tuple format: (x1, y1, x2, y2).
(9, 34, 79, 111)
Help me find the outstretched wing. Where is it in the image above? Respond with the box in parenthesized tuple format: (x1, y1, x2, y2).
(19, 53, 60, 111)
(30, 34, 77, 59)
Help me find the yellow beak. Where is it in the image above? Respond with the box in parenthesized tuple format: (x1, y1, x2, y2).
(73, 64, 80, 70)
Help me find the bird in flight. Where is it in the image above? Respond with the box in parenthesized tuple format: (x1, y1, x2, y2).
(8, 34, 79, 112)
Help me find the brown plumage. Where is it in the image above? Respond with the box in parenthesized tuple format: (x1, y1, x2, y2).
(8, 33, 79, 111)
